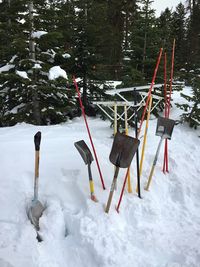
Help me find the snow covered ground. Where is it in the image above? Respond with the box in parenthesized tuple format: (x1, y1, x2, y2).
(0, 87, 199, 267)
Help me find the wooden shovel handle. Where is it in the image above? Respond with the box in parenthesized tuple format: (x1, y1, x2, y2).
(105, 178, 117, 213)
(35, 150, 40, 178)
(105, 166, 119, 213)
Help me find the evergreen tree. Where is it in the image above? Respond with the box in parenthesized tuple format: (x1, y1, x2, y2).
(0, 0, 76, 126)
(171, 3, 187, 70)
(66, 0, 110, 115)
(0, 0, 29, 126)
(177, 74, 200, 128)
(186, 0, 200, 69)
(157, 8, 174, 51)
(129, 0, 159, 82)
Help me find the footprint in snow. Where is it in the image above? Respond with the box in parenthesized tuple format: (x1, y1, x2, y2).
(168, 177, 185, 205)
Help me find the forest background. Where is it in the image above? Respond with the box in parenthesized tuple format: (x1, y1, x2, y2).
(0, 0, 199, 128)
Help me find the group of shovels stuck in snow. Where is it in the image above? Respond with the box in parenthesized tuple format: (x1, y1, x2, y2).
(28, 116, 175, 240)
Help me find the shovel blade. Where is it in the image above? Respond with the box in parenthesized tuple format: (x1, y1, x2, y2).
(28, 200, 44, 231)
(109, 132, 140, 168)
(156, 117, 175, 139)
(74, 140, 94, 165)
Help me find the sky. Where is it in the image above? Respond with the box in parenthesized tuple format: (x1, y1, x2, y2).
(152, 0, 184, 16)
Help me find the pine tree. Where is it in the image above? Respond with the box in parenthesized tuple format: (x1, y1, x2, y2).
(129, 0, 159, 82)
(171, 3, 187, 70)
(177, 74, 200, 128)
(66, 0, 110, 115)
(186, 0, 200, 69)
(0, 0, 29, 126)
(157, 8, 174, 51)
(0, 0, 76, 126)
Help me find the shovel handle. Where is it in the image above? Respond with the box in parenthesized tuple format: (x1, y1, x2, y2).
(105, 167, 119, 213)
(88, 164, 95, 195)
(105, 178, 116, 213)
(145, 164, 155, 191)
(34, 131, 41, 151)
(145, 136, 164, 191)
(34, 132, 41, 201)
(35, 151, 40, 178)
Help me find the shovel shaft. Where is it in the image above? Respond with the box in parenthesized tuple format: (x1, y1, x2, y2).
(139, 96, 152, 178)
(134, 106, 141, 198)
(105, 167, 119, 213)
(34, 150, 40, 201)
(124, 106, 132, 193)
(145, 164, 155, 191)
(105, 178, 117, 213)
(89, 180, 95, 194)
(127, 170, 132, 193)
(145, 136, 164, 190)
(88, 164, 95, 194)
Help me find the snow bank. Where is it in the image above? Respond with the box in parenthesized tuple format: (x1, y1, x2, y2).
(0, 87, 199, 267)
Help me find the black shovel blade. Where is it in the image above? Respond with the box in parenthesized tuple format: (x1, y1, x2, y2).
(109, 132, 140, 168)
(74, 140, 94, 165)
(156, 117, 175, 139)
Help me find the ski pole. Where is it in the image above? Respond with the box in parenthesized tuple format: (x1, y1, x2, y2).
(73, 76, 106, 190)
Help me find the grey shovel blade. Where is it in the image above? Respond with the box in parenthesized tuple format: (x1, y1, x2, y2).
(156, 117, 175, 139)
(28, 200, 44, 231)
(74, 140, 94, 165)
(109, 132, 140, 168)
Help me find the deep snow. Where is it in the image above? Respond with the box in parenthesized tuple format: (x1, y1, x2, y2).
(0, 87, 200, 267)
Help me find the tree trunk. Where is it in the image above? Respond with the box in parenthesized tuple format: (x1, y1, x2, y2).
(29, 1, 41, 125)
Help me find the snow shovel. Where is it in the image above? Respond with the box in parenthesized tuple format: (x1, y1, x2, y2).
(105, 132, 140, 213)
(145, 117, 175, 190)
(28, 131, 45, 232)
(74, 140, 98, 202)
